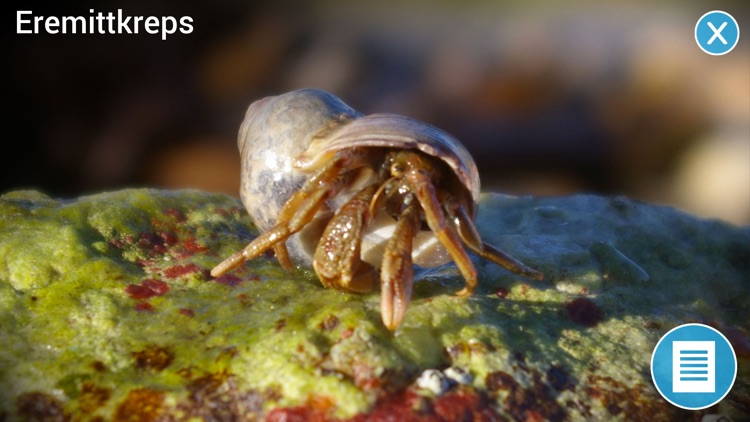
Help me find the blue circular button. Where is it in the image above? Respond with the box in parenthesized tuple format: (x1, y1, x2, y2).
(695, 11, 740, 55)
(651, 323, 737, 410)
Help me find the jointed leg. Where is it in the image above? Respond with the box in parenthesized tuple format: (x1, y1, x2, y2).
(474, 242, 544, 281)
(443, 197, 482, 251)
(445, 198, 543, 281)
(211, 178, 339, 276)
(407, 171, 477, 297)
(379, 193, 420, 330)
(211, 150, 365, 277)
(273, 244, 294, 272)
(313, 184, 379, 293)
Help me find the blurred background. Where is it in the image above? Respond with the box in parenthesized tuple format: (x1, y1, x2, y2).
(4, 0, 749, 224)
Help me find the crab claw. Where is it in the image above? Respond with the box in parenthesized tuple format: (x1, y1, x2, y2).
(380, 196, 420, 330)
(381, 263, 414, 331)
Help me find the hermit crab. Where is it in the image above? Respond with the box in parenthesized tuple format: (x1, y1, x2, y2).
(212, 89, 542, 330)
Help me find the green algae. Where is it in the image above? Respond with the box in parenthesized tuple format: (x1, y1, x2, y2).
(0, 189, 748, 420)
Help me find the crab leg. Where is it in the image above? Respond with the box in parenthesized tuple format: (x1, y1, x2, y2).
(445, 199, 544, 281)
(211, 150, 364, 277)
(443, 197, 482, 250)
(406, 171, 477, 297)
(269, 155, 357, 271)
(313, 184, 379, 293)
(380, 193, 420, 330)
(475, 242, 544, 281)
(211, 182, 337, 276)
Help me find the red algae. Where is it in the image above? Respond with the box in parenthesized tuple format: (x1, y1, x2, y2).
(137, 232, 168, 255)
(564, 298, 604, 327)
(135, 303, 154, 312)
(109, 205, 210, 264)
(182, 238, 208, 254)
(179, 308, 195, 317)
(125, 279, 170, 300)
(266, 406, 329, 422)
(266, 395, 336, 422)
(163, 263, 203, 279)
(495, 287, 509, 298)
(164, 208, 186, 223)
(348, 387, 502, 422)
(125, 284, 155, 300)
(143, 279, 169, 295)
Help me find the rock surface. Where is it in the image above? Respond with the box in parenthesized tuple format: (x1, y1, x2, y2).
(0, 188, 747, 421)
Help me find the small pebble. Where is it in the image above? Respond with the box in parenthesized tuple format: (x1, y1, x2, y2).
(416, 369, 450, 395)
(444, 366, 472, 385)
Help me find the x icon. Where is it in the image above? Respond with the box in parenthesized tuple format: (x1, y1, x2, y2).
(707, 21, 728, 45)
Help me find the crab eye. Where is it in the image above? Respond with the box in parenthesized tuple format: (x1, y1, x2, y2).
(390, 163, 405, 177)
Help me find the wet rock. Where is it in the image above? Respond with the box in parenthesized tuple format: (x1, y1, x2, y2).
(0, 189, 747, 420)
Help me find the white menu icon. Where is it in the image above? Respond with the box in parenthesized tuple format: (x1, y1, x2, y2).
(673, 341, 715, 393)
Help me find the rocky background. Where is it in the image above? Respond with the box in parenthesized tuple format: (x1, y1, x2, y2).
(4, 0, 749, 224)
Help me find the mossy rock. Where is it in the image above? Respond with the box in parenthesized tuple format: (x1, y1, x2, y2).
(0, 189, 748, 421)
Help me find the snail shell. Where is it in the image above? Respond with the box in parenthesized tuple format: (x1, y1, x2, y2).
(238, 89, 480, 269)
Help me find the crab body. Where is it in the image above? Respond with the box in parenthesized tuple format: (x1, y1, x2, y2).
(213, 89, 542, 329)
